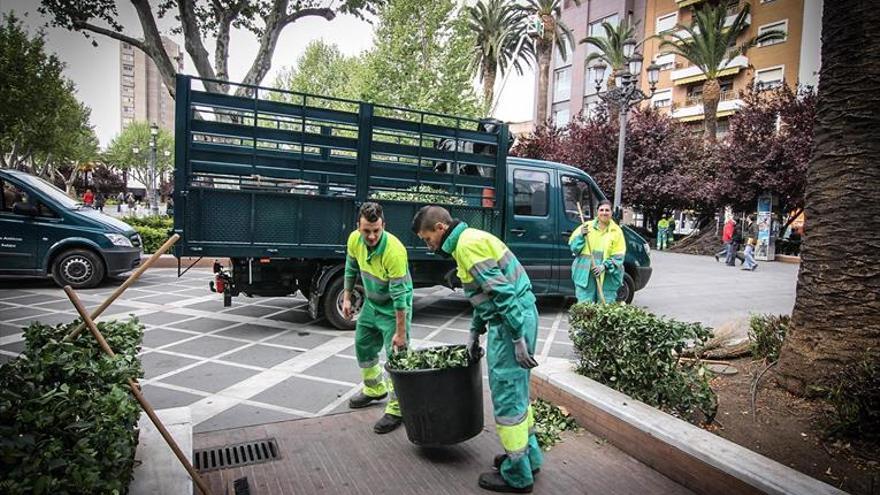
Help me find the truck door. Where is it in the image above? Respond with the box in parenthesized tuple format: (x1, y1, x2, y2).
(0, 179, 38, 271)
(505, 167, 556, 294)
(557, 174, 596, 294)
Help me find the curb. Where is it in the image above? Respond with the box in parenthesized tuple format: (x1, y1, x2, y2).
(531, 357, 845, 495)
(774, 255, 801, 264)
(142, 255, 227, 269)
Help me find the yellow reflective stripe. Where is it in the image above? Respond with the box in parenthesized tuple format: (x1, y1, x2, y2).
(496, 410, 528, 426)
(389, 273, 412, 284)
(497, 421, 529, 453)
(361, 363, 387, 397)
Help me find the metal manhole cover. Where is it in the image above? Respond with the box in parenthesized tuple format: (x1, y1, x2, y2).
(193, 438, 280, 472)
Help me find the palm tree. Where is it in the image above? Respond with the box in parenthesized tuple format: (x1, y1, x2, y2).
(581, 19, 639, 91)
(468, 0, 533, 112)
(523, 0, 579, 123)
(775, 1, 880, 396)
(659, 3, 785, 141)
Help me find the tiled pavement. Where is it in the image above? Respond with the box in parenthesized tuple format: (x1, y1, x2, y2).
(0, 269, 575, 434)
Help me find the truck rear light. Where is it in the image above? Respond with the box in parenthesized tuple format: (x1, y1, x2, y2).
(259, 258, 271, 264)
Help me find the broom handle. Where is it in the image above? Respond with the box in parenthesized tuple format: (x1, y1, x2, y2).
(576, 203, 606, 304)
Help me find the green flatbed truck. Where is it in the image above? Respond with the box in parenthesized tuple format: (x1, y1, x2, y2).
(172, 75, 652, 330)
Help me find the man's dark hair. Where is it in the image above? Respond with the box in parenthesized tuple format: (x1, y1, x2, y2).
(411, 205, 453, 233)
(597, 199, 613, 209)
(359, 202, 384, 223)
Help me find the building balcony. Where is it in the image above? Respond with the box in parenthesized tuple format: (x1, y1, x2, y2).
(670, 55, 749, 85)
(676, 0, 706, 7)
(672, 91, 742, 122)
(671, 6, 750, 39)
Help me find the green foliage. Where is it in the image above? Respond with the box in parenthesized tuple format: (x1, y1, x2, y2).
(387, 345, 470, 371)
(0, 318, 144, 494)
(568, 303, 718, 423)
(371, 185, 468, 205)
(120, 216, 172, 253)
(273, 0, 484, 118)
(582, 18, 639, 73)
(532, 398, 579, 450)
(748, 314, 789, 361)
(824, 353, 880, 441)
(103, 122, 174, 192)
(0, 13, 97, 181)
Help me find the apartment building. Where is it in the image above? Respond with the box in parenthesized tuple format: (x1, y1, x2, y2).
(640, 0, 822, 134)
(542, 0, 648, 126)
(119, 36, 184, 131)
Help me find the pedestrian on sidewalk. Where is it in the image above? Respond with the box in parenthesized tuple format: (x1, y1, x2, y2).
(82, 188, 94, 207)
(742, 238, 758, 271)
(569, 200, 626, 304)
(116, 191, 124, 213)
(95, 191, 105, 212)
(343, 202, 412, 435)
(715, 217, 734, 262)
(726, 220, 742, 266)
(412, 205, 541, 493)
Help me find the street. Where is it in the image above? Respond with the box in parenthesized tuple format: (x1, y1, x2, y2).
(0, 251, 798, 433)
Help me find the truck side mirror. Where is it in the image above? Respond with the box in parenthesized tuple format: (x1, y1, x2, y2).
(12, 202, 38, 216)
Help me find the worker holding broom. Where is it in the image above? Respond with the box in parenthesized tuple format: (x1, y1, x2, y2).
(412, 205, 541, 493)
(569, 199, 627, 304)
(342, 202, 413, 434)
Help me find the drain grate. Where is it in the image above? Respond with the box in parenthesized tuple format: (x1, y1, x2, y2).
(193, 438, 280, 472)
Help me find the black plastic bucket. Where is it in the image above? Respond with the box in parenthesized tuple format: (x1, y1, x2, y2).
(386, 345, 484, 446)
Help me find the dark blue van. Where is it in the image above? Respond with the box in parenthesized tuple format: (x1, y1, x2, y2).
(0, 169, 142, 288)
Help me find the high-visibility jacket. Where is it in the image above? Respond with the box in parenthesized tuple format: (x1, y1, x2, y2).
(658, 218, 670, 230)
(440, 222, 535, 340)
(568, 219, 626, 289)
(344, 230, 413, 317)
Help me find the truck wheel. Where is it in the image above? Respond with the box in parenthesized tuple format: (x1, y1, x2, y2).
(617, 273, 635, 304)
(52, 249, 105, 289)
(323, 276, 364, 331)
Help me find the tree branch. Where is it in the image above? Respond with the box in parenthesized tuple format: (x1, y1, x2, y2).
(235, 4, 336, 97)
(178, 0, 223, 93)
(71, 21, 149, 53)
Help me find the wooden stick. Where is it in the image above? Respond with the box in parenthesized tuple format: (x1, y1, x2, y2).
(64, 286, 212, 495)
(677, 357, 733, 366)
(65, 234, 180, 342)
(576, 203, 607, 304)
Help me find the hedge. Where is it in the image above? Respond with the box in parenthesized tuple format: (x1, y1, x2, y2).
(0, 318, 144, 494)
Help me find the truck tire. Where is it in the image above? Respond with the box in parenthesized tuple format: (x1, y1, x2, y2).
(52, 249, 105, 289)
(617, 272, 635, 304)
(323, 275, 363, 331)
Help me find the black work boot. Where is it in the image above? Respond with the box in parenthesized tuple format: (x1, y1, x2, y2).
(493, 454, 540, 475)
(348, 391, 387, 409)
(373, 413, 403, 434)
(478, 471, 533, 493)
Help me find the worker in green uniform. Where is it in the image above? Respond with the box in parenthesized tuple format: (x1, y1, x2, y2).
(343, 202, 413, 434)
(569, 200, 627, 304)
(656, 214, 670, 251)
(412, 205, 541, 493)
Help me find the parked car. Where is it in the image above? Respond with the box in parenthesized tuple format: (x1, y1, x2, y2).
(0, 169, 142, 288)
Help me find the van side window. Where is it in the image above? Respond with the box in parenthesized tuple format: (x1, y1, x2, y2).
(513, 170, 549, 217)
(561, 175, 593, 221)
(1, 180, 29, 213)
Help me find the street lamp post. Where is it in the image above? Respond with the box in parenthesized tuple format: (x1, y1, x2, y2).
(149, 123, 159, 216)
(591, 38, 661, 218)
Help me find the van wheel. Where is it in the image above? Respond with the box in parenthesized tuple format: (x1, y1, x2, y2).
(323, 275, 363, 331)
(52, 249, 105, 289)
(617, 273, 635, 304)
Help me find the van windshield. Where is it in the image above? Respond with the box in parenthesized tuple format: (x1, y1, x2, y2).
(18, 174, 80, 209)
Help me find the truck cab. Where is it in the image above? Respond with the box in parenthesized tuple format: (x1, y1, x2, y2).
(503, 157, 651, 303)
(0, 169, 142, 288)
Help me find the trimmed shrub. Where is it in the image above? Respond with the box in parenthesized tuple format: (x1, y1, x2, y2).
(748, 314, 789, 361)
(825, 352, 880, 440)
(0, 318, 144, 494)
(569, 303, 718, 423)
(371, 185, 468, 205)
(120, 215, 172, 230)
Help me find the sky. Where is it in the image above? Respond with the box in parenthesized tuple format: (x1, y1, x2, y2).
(1, 0, 535, 148)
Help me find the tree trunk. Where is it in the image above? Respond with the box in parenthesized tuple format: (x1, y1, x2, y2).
(775, 0, 880, 396)
(536, 41, 552, 124)
(702, 78, 721, 142)
(483, 62, 497, 114)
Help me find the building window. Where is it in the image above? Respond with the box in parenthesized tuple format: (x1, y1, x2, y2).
(651, 89, 672, 108)
(584, 94, 601, 117)
(513, 170, 550, 217)
(653, 52, 675, 71)
(122, 76, 134, 87)
(553, 66, 571, 102)
(656, 12, 677, 34)
(755, 66, 785, 89)
(554, 38, 572, 68)
(553, 108, 570, 127)
(758, 20, 788, 46)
